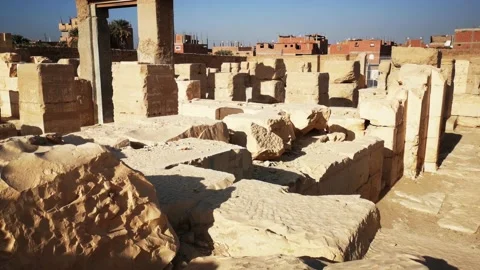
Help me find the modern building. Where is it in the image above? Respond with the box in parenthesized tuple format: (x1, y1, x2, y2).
(404, 38, 426, 48)
(255, 34, 328, 56)
(174, 34, 208, 54)
(212, 43, 254, 56)
(453, 28, 480, 50)
(59, 17, 79, 46)
(429, 35, 453, 49)
(329, 39, 395, 64)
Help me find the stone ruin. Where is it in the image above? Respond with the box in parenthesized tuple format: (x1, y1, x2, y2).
(0, 2, 479, 269)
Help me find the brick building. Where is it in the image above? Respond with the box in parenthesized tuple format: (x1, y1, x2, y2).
(429, 35, 453, 49)
(453, 28, 480, 50)
(212, 43, 254, 56)
(404, 38, 426, 48)
(329, 39, 394, 64)
(174, 34, 208, 54)
(256, 34, 328, 56)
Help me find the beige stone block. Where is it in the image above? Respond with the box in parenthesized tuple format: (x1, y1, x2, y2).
(74, 78, 94, 127)
(358, 88, 387, 106)
(240, 61, 249, 70)
(323, 60, 359, 83)
(366, 125, 396, 154)
(285, 72, 329, 105)
(391, 47, 439, 68)
(0, 90, 19, 118)
(429, 69, 446, 117)
(30, 56, 52, 64)
(451, 94, 480, 118)
(0, 122, 17, 139)
(57, 58, 80, 76)
(427, 116, 442, 138)
(257, 80, 285, 103)
(330, 107, 359, 118)
(445, 116, 457, 131)
(398, 64, 432, 88)
(369, 172, 382, 202)
(328, 116, 366, 141)
(329, 83, 358, 107)
(113, 62, 178, 122)
(273, 103, 331, 134)
(0, 52, 21, 63)
(377, 60, 391, 91)
(175, 63, 207, 79)
(231, 62, 240, 73)
(359, 99, 403, 127)
(189, 180, 379, 261)
(179, 99, 265, 120)
(220, 62, 232, 73)
(176, 80, 201, 101)
(120, 138, 252, 180)
(453, 60, 474, 95)
(425, 136, 440, 163)
(254, 58, 286, 80)
(456, 116, 480, 127)
(223, 111, 296, 160)
(0, 62, 17, 78)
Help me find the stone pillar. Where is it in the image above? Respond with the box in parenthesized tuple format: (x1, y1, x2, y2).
(76, 0, 113, 124)
(137, 0, 174, 66)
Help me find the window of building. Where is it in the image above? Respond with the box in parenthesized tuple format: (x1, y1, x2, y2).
(175, 46, 181, 51)
(355, 42, 359, 47)
(370, 43, 375, 47)
(290, 45, 294, 47)
(260, 44, 265, 48)
(285, 44, 288, 48)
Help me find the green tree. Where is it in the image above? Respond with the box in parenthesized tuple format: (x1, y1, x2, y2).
(12, 35, 30, 47)
(69, 28, 78, 38)
(214, 50, 234, 56)
(109, 19, 132, 49)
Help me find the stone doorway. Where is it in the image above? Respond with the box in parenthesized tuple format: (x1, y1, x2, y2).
(75, 0, 174, 124)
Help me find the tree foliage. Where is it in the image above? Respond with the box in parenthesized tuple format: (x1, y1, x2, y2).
(69, 28, 79, 38)
(12, 35, 30, 47)
(109, 19, 132, 49)
(214, 50, 234, 56)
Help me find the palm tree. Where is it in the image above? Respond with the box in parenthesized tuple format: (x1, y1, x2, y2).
(109, 19, 132, 49)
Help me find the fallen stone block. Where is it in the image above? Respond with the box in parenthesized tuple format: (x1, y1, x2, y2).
(285, 72, 329, 105)
(273, 103, 331, 135)
(132, 164, 235, 229)
(119, 138, 252, 180)
(223, 111, 296, 160)
(0, 143, 179, 269)
(445, 116, 457, 131)
(329, 83, 359, 107)
(456, 116, 480, 127)
(177, 80, 201, 101)
(72, 115, 229, 148)
(189, 180, 379, 261)
(0, 123, 17, 140)
(391, 47, 439, 68)
(451, 94, 480, 118)
(323, 60, 360, 83)
(328, 116, 365, 141)
(359, 99, 403, 127)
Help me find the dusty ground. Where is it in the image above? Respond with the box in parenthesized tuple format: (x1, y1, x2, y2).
(368, 127, 480, 269)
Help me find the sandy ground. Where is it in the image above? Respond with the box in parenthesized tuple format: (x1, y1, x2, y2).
(368, 127, 480, 269)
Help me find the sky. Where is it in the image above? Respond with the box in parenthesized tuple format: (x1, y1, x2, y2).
(0, 0, 479, 47)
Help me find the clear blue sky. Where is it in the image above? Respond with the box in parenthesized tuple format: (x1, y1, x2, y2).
(0, 0, 478, 47)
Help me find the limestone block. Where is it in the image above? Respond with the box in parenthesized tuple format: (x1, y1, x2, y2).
(240, 61, 249, 71)
(0, 123, 17, 139)
(273, 103, 331, 134)
(220, 62, 232, 73)
(189, 180, 380, 261)
(386, 66, 400, 91)
(398, 64, 432, 89)
(366, 126, 396, 156)
(0, 52, 21, 63)
(453, 60, 475, 95)
(456, 116, 480, 127)
(428, 69, 446, 118)
(214, 72, 248, 101)
(113, 62, 178, 123)
(359, 99, 403, 127)
(377, 60, 391, 90)
(129, 164, 235, 229)
(174, 63, 207, 98)
(355, 53, 367, 88)
(451, 94, 480, 118)
(74, 78, 95, 127)
(223, 111, 296, 160)
(18, 63, 80, 134)
(391, 47, 439, 68)
(231, 62, 240, 73)
(0, 89, 19, 118)
(330, 107, 359, 118)
(0, 143, 179, 269)
(0, 62, 17, 77)
(329, 83, 358, 107)
(57, 58, 80, 76)
(358, 88, 387, 106)
(176, 80, 201, 101)
(323, 60, 359, 83)
(30, 56, 52, 64)
(258, 80, 285, 103)
(185, 255, 326, 270)
(119, 138, 253, 180)
(328, 116, 366, 141)
(254, 58, 286, 80)
(285, 72, 329, 105)
(445, 116, 457, 131)
(179, 99, 266, 120)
